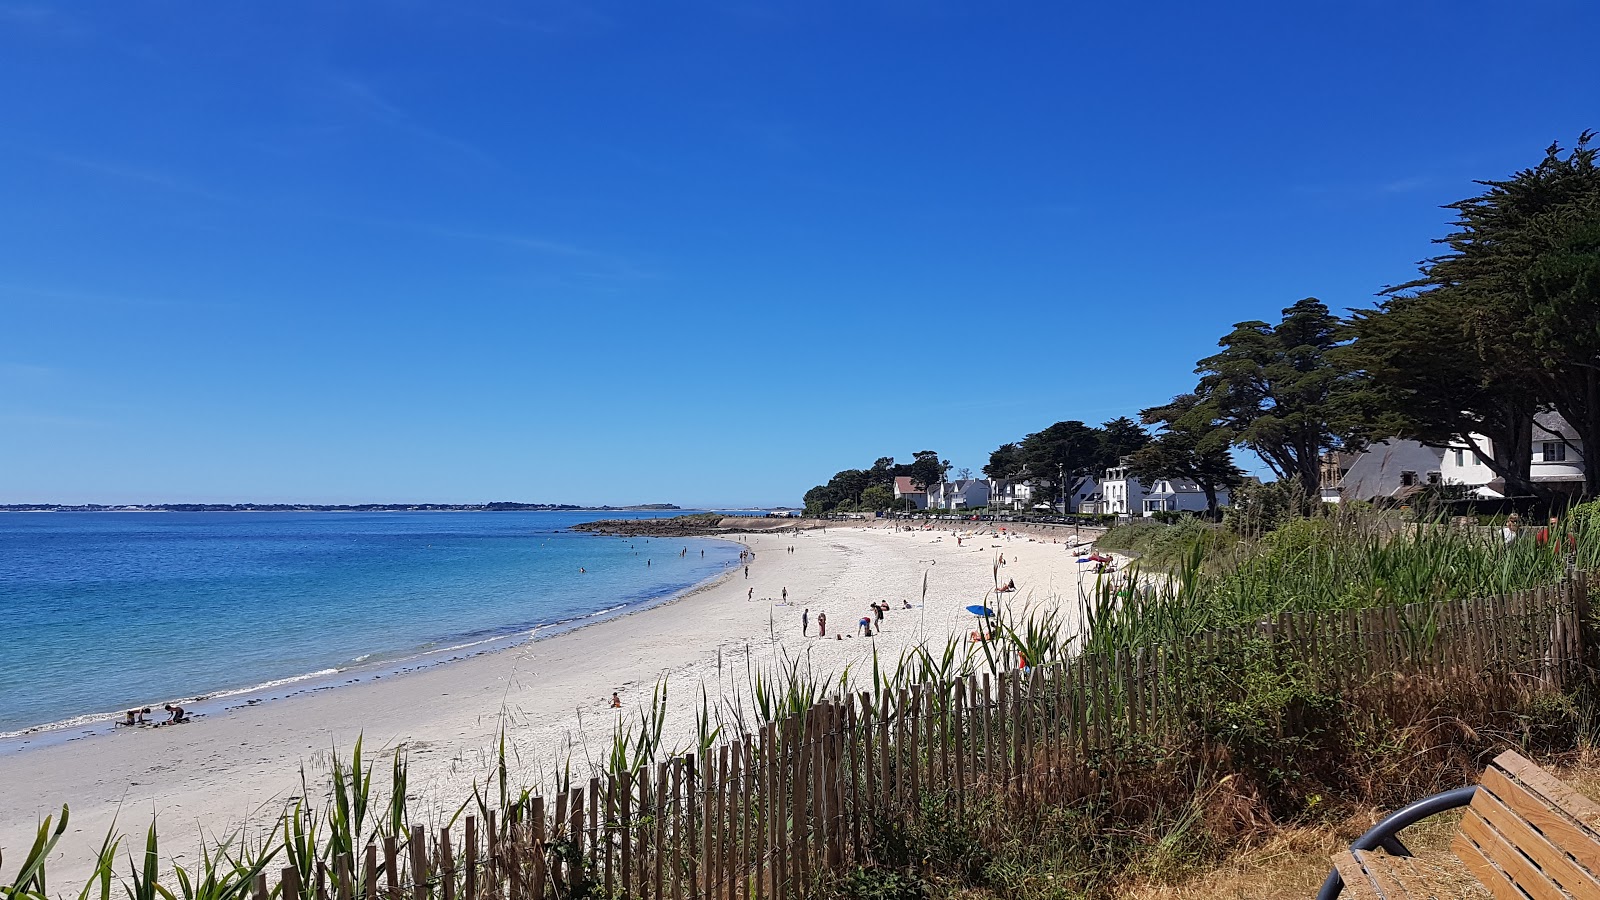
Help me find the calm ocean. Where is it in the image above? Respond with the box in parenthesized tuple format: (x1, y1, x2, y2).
(0, 511, 744, 737)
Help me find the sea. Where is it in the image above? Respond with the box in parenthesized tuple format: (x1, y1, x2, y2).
(0, 510, 746, 741)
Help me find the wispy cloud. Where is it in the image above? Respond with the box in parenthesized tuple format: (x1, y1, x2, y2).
(0, 411, 103, 429)
(329, 76, 496, 168)
(0, 362, 59, 382)
(1291, 174, 1436, 198)
(1380, 176, 1430, 194)
(0, 282, 231, 312)
(31, 150, 236, 203)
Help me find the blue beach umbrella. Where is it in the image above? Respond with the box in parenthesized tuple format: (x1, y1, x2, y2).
(966, 604, 995, 617)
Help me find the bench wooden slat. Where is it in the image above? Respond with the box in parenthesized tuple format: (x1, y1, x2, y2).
(1458, 807, 1573, 900)
(1477, 767, 1600, 895)
(1357, 849, 1430, 899)
(1453, 830, 1520, 900)
(1495, 752, 1600, 833)
(1333, 850, 1387, 900)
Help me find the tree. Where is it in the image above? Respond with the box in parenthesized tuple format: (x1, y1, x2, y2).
(1193, 298, 1354, 499)
(859, 483, 895, 511)
(1097, 416, 1151, 469)
(1129, 393, 1245, 517)
(1017, 421, 1105, 505)
(983, 443, 1023, 479)
(867, 456, 898, 487)
(1364, 133, 1600, 496)
(903, 450, 950, 490)
(1342, 291, 1541, 498)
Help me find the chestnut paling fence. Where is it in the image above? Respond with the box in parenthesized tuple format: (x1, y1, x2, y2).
(123, 576, 1600, 900)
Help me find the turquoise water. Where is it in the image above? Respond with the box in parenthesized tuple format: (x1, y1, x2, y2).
(0, 511, 741, 736)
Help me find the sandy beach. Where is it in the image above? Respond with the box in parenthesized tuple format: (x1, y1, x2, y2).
(0, 522, 1109, 881)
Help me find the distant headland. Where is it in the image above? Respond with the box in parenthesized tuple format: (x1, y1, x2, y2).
(0, 502, 682, 513)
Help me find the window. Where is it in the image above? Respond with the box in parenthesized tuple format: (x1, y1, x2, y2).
(1401, 471, 1417, 486)
(1454, 449, 1465, 467)
(1543, 442, 1567, 462)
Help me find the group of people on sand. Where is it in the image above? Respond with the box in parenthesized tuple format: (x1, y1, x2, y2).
(120, 704, 188, 727)
(800, 598, 915, 641)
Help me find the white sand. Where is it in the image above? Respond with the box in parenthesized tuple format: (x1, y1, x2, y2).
(0, 523, 1109, 882)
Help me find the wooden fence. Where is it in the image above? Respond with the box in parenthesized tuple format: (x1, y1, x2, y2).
(248, 575, 1592, 900)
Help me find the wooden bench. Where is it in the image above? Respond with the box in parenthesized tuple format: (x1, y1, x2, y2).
(1323, 750, 1600, 899)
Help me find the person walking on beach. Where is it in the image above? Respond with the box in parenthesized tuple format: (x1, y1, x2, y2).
(782, 587, 788, 603)
(744, 565, 749, 578)
(817, 611, 827, 637)
(802, 608, 810, 635)
(748, 587, 754, 601)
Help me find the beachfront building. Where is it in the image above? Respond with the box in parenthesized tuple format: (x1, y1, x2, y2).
(892, 476, 929, 510)
(1140, 478, 1228, 516)
(1067, 476, 1101, 513)
(987, 478, 1037, 511)
(1327, 412, 1587, 503)
(926, 479, 991, 510)
(1100, 464, 1148, 517)
(1330, 439, 1444, 504)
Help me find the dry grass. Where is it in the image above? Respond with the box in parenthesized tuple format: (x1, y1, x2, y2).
(1115, 751, 1600, 899)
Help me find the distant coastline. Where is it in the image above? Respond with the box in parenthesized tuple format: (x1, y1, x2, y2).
(0, 502, 682, 513)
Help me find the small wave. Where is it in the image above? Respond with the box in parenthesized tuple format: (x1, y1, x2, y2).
(206, 669, 342, 700)
(352, 653, 373, 662)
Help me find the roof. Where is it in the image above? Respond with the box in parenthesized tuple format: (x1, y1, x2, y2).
(1336, 439, 1445, 503)
(1533, 410, 1579, 442)
(893, 476, 924, 495)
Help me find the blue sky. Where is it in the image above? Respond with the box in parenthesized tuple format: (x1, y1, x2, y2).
(2, 1, 1595, 507)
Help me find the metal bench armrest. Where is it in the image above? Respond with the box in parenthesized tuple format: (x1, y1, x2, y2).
(1315, 785, 1477, 900)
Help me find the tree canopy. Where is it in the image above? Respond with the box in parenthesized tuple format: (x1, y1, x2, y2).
(1193, 297, 1353, 499)
(1128, 393, 1245, 516)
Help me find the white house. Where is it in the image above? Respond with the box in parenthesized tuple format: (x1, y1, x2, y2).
(926, 479, 991, 510)
(1330, 411, 1588, 503)
(1067, 476, 1101, 513)
(1440, 411, 1587, 499)
(1141, 478, 1229, 516)
(988, 478, 1037, 511)
(892, 476, 928, 510)
(1100, 464, 1148, 516)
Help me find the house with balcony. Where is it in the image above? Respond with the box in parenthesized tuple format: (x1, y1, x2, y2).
(987, 478, 1037, 511)
(1100, 464, 1147, 517)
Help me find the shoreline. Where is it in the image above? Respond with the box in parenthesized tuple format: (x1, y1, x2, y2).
(0, 537, 747, 751)
(0, 524, 1110, 888)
